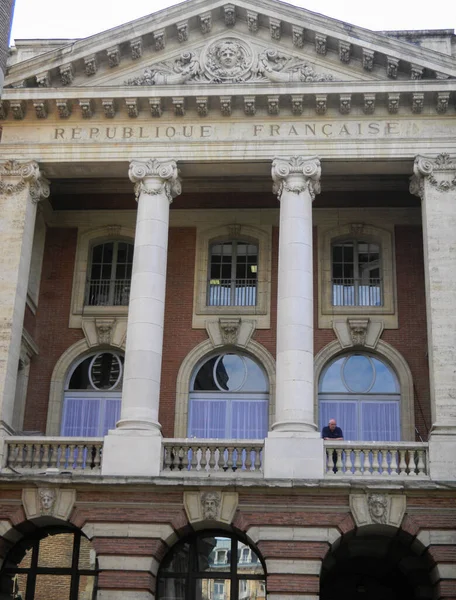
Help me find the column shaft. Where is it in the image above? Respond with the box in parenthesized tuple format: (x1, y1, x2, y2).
(272, 157, 321, 433)
(0, 160, 49, 434)
(117, 159, 181, 433)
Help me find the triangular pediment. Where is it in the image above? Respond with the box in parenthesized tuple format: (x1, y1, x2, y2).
(5, 0, 456, 90)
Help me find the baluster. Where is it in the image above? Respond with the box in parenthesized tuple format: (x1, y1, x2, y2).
(244, 447, 252, 472)
(190, 445, 198, 471)
(41, 443, 50, 470)
(335, 449, 343, 475)
(371, 449, 380, 476)
(18, 443, 27, 470)
(408, 449, 417, 476)
(353, 449, 362, 476)
(67, 444, 76, 470)
(179, 446, 188, 471)
(209, 446, 220, 471)
(92, 444, 102, 472)
(398, 449, 407, 476)
(381, 448, 390, 476)
(6, 443, 15, 470)
(199, 446, 208, 471)
(28, 443, 36, 469)
(390, 450, 399, 476)
(226, 446, 234, 471)
(416, 449, 426, 476)
(75, 444, 85, 471)
(48, 443, 59, 471)
(163, 446, 173, 471)
(254, 447, 262, 472)
(326, 447, 334, 475)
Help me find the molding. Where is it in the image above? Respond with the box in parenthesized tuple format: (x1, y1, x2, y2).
(314, 339, 415, 441)
(174, 338, 276, 437)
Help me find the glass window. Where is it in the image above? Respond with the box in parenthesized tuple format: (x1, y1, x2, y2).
(62, 352, 123, 437)
(208, 241, 258, 307)
(319, 354, 400, 441)
(85, 241, 133, 306)
(332, 239, 382, 306)
(189, 354, 268, 439)
(0, 528, 97, 600)
(157, 532, 265, 600)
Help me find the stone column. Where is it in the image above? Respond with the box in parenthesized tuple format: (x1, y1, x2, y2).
(0, 160, 49, 435)
(102, 159, 181, 477)
(410, 153, 456, 480)
(264, 156, 324, 479)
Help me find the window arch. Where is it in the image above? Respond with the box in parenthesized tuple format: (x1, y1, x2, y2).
(331, 238, 382, 307)
(85, 240, 133, 307)
(207, 239, 258, 307)
(318, 352, 401, 441)
(189, 352, 269, 439)
(0, 527, 97, 599)
(61, 351, 123, 437)
(157, 531, 266, 600)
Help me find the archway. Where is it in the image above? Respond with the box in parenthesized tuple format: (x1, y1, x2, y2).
(320, 527, 436, 600)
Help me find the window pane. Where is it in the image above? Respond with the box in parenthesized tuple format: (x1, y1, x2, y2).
(35, 574, 71, 599)
(319, 357, 345, 392)
(188, 400, 226, 438)
(0, 573, 28, 598)
(90, 353, 122, 390)
(102, 399, 121, 436)
(214, 355, 246, 392)
(196, 578, 231, 600)
(361, 402, 400, 441)
(157, 578, 186, 600)
(320, 402, 358, 441)
(371, 359, 399, 393)
(243, 358, 268, 392)
(38, 533, 74, 568)
(199, 537, 231, 572)
(231, 401, 268, 439)
(237, 542, 263, 573)
(343, 355, 374, 393)
(160, 543, 190, 573)
(79, 575, 97, 600)
(193, 357, 218, 391)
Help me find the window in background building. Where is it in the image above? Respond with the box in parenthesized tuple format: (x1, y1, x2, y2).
(189, 353, 268, 439)
(0, 528, 97, 600)
(157, 532, 265, 600)
(332, 239, 382, 306)
(207, 241, 258, 307)
(85, 241, 133, 307)
(319, 353, 400, 441)
(61, 352, 123, 437)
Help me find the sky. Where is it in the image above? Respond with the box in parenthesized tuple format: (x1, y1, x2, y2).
(9, 0, 456, 42)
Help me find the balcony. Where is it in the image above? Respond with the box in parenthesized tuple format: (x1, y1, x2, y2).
(1, 437, 430, 480)
(85, 278, 131, 306)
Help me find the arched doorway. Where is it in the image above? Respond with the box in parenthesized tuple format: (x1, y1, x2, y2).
(320, 527, 435, 600)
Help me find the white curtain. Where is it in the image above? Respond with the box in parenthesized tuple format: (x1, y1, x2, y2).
(361, 402, 400, 441)
(232, 400, 267, 438)
(319, 401, 357, 440)
(62, 395, 121, 437)
(188, 399, 226, 438)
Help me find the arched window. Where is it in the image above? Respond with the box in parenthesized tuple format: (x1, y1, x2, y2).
(208, 240, 258, 306)
(61, 352, 123, 437)
(319, 353, 400, 441)
(189, 353, 268, 439)
(0, 527, 97, 599)
(85, 240, 133, 306)
(157, 532, 266, 600)
(332, 239, 382, 306)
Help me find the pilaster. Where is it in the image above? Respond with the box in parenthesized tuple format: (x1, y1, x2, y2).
(264, 156, 324, 479)
(102, 159, 181, 477)
(0, 160, 49, 437)
(410, 153, 456, 479)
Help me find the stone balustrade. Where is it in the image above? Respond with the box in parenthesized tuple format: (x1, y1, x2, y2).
(162, 439, 264, 475)
(324, 441, 429, 477)
(3, 437, 104, 474)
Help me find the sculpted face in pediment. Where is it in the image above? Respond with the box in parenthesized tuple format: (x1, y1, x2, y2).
(124, 36, 336, 86)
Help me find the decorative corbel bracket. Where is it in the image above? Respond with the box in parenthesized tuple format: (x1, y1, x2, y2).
(22, 488, 76, 521)
(350, 493, 406, 527)
(333, 318, 383, 349)
(82, 317, 127, 348)
(184, 490, 238, 524)
(206, 318, 255, 348)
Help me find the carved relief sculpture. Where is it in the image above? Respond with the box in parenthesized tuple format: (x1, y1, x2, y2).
(368, 494, 389, 524)
(39, 488, 57, 515)
(201, 491, 222, 519)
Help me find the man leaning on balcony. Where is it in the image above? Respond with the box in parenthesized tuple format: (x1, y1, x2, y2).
(322, 419, 344, 440)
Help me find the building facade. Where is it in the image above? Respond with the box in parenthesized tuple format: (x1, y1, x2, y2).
(0, 0, 456, 598)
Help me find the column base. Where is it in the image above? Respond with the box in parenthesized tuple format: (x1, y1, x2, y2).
(264, 432, 324, 479)
(101, 430, 163, 477)
(428, 426, 456, 480)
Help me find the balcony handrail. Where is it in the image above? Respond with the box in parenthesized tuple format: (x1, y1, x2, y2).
(3, 436, 104, 474)
(162, 438, 264, 475)
(85, 277, 131, 306)
(323, 440, 429, 477)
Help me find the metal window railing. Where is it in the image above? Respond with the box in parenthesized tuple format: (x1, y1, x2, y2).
(207, 278, 257, 307)
(332, 277, 382, 307)
(85, 279, 131, 306)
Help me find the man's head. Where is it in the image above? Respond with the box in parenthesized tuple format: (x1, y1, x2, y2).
(328, 419, 337, 431)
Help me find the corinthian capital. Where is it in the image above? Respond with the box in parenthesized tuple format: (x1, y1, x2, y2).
(271, 156, 321, 201)
(410, 153, 456, 198)
(0, 160, 50, 203)
(129, 159, 182, 203)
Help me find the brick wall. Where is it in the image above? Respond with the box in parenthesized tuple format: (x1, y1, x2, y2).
(23, 228, 84, 433)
